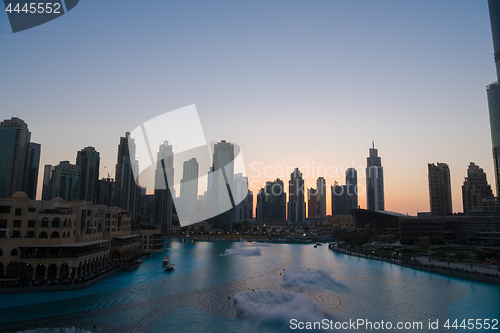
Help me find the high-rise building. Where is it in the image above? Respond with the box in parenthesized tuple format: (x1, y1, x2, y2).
(41, 164, 54, 201)
(487, 0, 500, 196)
(428, 162, 452, 216)
(210, 140, 235, 230)
(264, 178, 286, 222)
(76, 146, 100, 204)
(24, 142, 41, 200)
(154, 141, 173, 234)
(316, 177, 327, 220)
(114, 132, 139, 218)
(308, 187, 318, 218)
(462, 162, 494, 215)
(233, 173, 252, 221)
(180, 158, 199, 223)
(256, 188, 265, 221)
(49, 161, 81, 202)
(0, 117, 40, 199)
(366, 142, 385, 211)
(287, 168, 306, 223)
(98, 177, 115, 207)
(331, 168, 359, 216)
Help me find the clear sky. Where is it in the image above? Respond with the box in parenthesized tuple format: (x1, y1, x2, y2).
(0, 0, 496, 215)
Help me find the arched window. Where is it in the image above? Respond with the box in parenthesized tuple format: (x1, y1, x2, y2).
(62, 232, 66, 238)
(0, 249, 3, 256)
(39, 231, 48, 238)
(10, 248, 18, 256)
(41, 217, 49, 227)
(50, 231, 60, 238)
(52, 217, 60, 228)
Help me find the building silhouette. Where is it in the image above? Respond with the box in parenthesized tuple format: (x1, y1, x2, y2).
(41, 165, 54, 201)
(462, 162, 494, 215)
(76, 146, 100, 204)
(264, 178, 286, 222)
(49, 161, 81, 202)
(366, 142, 384, 211)
(154, 141, 174, 234)
(331, 168, 358, 216)
(256, 188, 265, 221)
(233, 173, 252, 221)
(308, 187, 318, 218)
(180, 158, 199, 223)
(287, 168, 306, 223)
(487, 0, 500, 196)
(0, 117, 40, 199)
(114, 132, 140, 219)
(428, 162, 452, 216)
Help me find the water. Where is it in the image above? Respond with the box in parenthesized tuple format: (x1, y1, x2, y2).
(1, 239, 499, 332)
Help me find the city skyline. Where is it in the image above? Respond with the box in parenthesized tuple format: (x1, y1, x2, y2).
(0, 1, 496, 216)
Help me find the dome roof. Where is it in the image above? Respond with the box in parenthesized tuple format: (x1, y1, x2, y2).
(51, 197, 64, 202)
(11, 191, 28, 199)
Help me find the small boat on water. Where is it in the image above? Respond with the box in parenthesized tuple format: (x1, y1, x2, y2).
(165, 264, 175, 271)
(316, 243, 322, 246)
(314, 244, 317, 248)
(162, 256, 170, 266)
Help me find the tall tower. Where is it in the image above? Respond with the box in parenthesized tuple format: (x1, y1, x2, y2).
(42, 164, 54, 200)
(264, 178, 286, 222)
(180, 158, 199, 223)
(366, 142, 385, 211)
(316, 177, 327, 220)
(114, 132, 139, 218)
(210, 140, 235, 230)
(287, 168, 306, 223)
(0, 117, 40, 199)
(344, 168, 358, 213)
(154, 141, 173, 233)
(462, 162, 493, 215)
(233, 173, 251, 222)
(49, 161, 81, 202)
(428, 162, 452, 216)
(487, 0, 500, 196)
(76, 146, 100, 203)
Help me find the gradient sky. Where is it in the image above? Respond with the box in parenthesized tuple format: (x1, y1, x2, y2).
(0, 0, 496, 215)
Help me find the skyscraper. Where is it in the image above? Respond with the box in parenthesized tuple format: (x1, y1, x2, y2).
(24, 142, 41, 200)
(264, 178, 286, 222)
(233, 173, 252, 221)
(49, 161, 81, 202)
(256, 188, 265, 221)
(180, 158, 199, 223)
(487, 0, 500, 196)
(287, 168, 306, 223)
(331, 168, 358, 216)
(210, 140, 235, 230)
(114, 132, 139, 218)
(307, 187, 318, 218)
(462, 162, 494, 215)
(154, 141, 173, 234)
(0, 117, 40, 199)
(366, 142, 385, 211)
(316, 177, 327, 220)
(41, 164, 54, 201)
(76, 146, 100, 203)
(428, 162, 452, 216)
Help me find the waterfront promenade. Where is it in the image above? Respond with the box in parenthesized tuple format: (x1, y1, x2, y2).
(328, 244, 500, 285)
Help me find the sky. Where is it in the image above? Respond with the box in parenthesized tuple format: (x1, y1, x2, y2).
(0, 0, 496, 216)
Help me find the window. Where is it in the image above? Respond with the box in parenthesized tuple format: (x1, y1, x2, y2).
(11, 249, 18, 256)
(12, 231, 20, 238)
(28, 207, 36, 212)
(39, 231, 48, 238)
(26, 231, 35, 238)
(0, 206, 10, 214)
(13, 220, 21, 228)
(15, 208, 22, 216)
(28, 220, 35, 228)
(0, 220, 6, 228)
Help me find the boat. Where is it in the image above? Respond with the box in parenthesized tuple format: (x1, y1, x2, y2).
(316, 243, 322, 246)
(165, 264, 175, 271)
(314, 244, 317, 248)
(162, 256, 170, 266)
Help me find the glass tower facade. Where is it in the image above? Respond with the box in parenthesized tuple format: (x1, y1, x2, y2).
(487, 0, 500, 195)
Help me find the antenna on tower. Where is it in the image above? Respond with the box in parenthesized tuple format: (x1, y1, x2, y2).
(372, 140, 374, 149)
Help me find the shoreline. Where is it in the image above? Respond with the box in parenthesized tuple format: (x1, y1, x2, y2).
(329, 245, 500, 285)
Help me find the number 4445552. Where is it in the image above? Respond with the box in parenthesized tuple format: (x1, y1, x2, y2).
(5, 3, 61, 14)
(444, 319, 498, 330)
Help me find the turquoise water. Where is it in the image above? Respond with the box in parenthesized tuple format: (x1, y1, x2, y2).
(1, 239, 499, 332)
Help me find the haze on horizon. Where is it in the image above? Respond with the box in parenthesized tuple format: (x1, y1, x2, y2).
(0, 0, 495, 216)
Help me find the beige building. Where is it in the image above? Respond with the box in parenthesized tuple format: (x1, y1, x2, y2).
(327, 214, 355, 229)
(0, 192, 140, 280)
